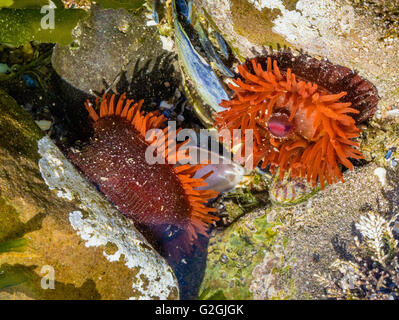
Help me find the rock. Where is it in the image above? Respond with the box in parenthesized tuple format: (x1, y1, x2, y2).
(198, 207, 279, 300)
(52, 5, 175, 98)
(260, 163, 398, 299)
(34, 120, 52, 132)
(194, 0, 399, 117)
(0, 89, 179, 300)
(199, 162, 398, 299)
(360, 118, 399, 168)
(52, 5, 141, 94)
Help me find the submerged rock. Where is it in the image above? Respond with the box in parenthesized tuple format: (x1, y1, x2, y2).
(250, 163, 398, 299)
(200, 162, 399, 299)
(194, 0, 399, 118)
(199, 207, 279, 300)
(0, 89, 178, 300)
(52, 4, 176, 99)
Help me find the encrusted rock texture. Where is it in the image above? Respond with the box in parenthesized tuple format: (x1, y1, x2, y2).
(194, 0, 399, 118)
(0, 89, 178, 300)
(200, 163, 398, 299)
(195, 0, 399, 300)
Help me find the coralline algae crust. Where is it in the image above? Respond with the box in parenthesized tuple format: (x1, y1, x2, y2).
(37, 136, 178, 300)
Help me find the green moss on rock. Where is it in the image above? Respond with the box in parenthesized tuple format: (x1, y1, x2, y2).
(0, 7, 88, 46)
(360, 120, 399, 167)
(230, 0, 291, 49)
(199, 208, 279, 300)
(0, 89, 43, 161)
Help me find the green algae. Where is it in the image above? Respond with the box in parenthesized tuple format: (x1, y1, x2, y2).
(0, 6, 88, 47)
(0, 264, 34, 290)
(226, 188, 260, 210)
(199, 208, 280, 300)
(219, 172, 270, 223)
(230, 0, 292, 50)
(360, 120, 399, 167)
(0, 89, 43, 161)
(96, 0, 145, 9)
(0, 0, 49, 8)
(0, 0, 13, 7)
(0, 238, 28, 254)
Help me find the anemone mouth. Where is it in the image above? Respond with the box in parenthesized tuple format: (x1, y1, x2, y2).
(215, 54, 377, 189)
(70, 93, 219, 254)
(266, 112, 294, 138)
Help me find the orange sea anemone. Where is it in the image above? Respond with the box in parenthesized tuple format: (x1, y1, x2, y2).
(68, 93, 219, 256)
(215, 52, 378, 189)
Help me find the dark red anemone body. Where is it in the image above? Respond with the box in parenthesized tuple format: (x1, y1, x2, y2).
(68, 93, 219, 258)
(256, 50, 379, 123)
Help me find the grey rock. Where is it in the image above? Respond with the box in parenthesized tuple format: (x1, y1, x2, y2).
(52, 5, 166, 95)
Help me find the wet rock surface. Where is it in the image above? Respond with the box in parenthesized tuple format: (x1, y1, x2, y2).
(194, 0, 399, 117)
(52, 5, 178, 101)
(0, 89, 179, 300)
(200, 163, 398, 299)
(252, 163, 397, 299)
(188, 0, 399, 299)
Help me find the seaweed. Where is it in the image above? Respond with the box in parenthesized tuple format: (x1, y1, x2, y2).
(0, 6, 88, 46)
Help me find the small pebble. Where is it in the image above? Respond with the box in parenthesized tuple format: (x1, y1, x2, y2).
(373, 167, 387, 186)
(160, 100, 174, 110)
(35, 120, 52, 131)
(0, 63, 11, 74)
(385, 148, 395, 159)
(387, 109, 399, 117)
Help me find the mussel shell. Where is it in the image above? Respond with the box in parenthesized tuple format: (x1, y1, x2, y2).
(171, 0, 231, 126)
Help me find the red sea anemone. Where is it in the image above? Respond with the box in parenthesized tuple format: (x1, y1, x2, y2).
(68, 93, 219, 256)
(215, 51, 378, 188)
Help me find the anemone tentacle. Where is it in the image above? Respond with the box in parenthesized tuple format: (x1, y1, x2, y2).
(78, 93, 219, 249)
(215, 58, 365, 189)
